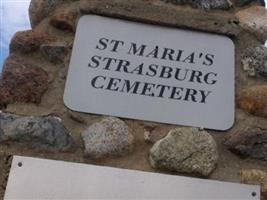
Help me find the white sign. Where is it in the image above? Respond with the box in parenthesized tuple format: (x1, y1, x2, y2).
(64, 15, 235, 130)
(4, 156, 260, 199)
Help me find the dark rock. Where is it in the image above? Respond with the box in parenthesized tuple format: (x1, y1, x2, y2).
(0, 55, 49, 107)
(233, 0, 255, 6)
(149, 127, 218, 177)
(29, 0, 64, 28)
(10, 30, 52, 53)
(236, 85, 267, 118)
(0, 112, 75, 152)
(82, 117, 134, 159)
(241, 46, 267, 77)
(224, 127, 267, 161)
(40, 42, 69, 64)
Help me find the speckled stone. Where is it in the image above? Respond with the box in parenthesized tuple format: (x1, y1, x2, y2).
(149, 127, 218, 177)
(193, 0, 232, 10)
(82, 117, 134, 159)
(241, 46, 267, 77)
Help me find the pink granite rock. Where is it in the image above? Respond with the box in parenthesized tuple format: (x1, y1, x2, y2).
(0, 55, 49, 107)
(10, 30, 52, 53)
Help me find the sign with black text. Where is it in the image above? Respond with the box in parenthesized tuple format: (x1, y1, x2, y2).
(64, 15, 235, 130)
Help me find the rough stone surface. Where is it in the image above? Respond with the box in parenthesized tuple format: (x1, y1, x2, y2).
(241, 46, 267, 77)
(9, 30, 51, 53)
(149, 127, 218, 177)
(29, 0, 64, 28)
(82, 117, 134, 159)
(80, 0, 240, 36)
(193, 0, 232, 10)
(240, 169, 267, 197)
(0, 112, 75, 152)
(236, 6, 267, 43)
(50, 7, 78, 32)
(40, 42, 70, 64)
(162, 0, 232, 10)
(236, 85, 267, 118)
(0, 55, 49, 107)
(224, 127, 267, 161)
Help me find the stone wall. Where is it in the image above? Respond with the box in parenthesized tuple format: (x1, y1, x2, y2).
(0, 0, 267, 198)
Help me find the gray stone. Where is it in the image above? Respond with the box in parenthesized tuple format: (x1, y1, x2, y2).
(82, 117, 134, 159)
(224, 127, 267, 161)
(0, 112, 75, 152)
(241, 46, 267, 77)
(40, 42, 70, 64)
(194, 0, 232, 10)
(149, 127, 218, 177)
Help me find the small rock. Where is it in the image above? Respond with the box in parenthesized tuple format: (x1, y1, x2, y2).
(10, 30, 52, 53)
(0, 55, 49, 107)
(40, 42, 69, 64)
(68, 111, 86, 124)
(149, 127, 218, 177)
(236, 6, 267, 43)
(240, 169, 267, 197)
(236, 85, 267, 118)
(29, 0, 64, 28)
(82, 117, 134, 159)
(0, 112, 75, 152)
(224, 127, 267, 160)
(50, 7, 78, 32)
(241, 46, 267, 77)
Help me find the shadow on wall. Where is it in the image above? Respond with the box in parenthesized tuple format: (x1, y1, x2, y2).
(0, 0, 31, 72)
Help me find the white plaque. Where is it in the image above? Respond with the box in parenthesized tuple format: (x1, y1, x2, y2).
(64, 15, 235, 130)
(4, 156, 260, 199)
